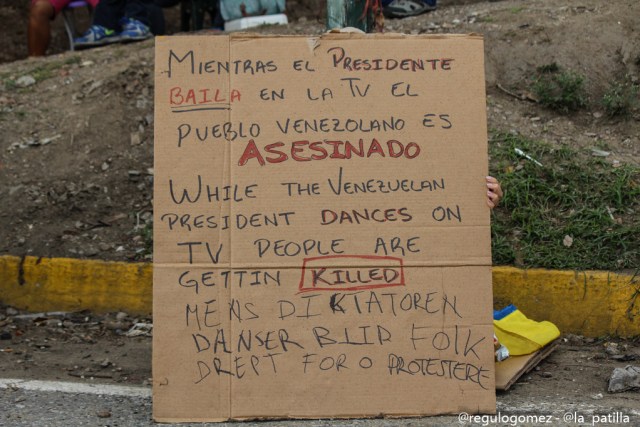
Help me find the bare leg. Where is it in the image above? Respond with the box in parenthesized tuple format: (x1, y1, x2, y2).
(28, 0, 55, 56)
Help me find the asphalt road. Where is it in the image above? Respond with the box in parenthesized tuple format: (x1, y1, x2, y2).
(1, 378, 638, 427)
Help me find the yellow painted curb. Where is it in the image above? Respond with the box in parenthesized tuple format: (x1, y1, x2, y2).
(0, 255, 152, 316)
(493, 266, 639, 337)
(0, 256, 638, 336)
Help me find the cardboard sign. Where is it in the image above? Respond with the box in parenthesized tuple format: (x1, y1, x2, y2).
(153, 33, 495, 422)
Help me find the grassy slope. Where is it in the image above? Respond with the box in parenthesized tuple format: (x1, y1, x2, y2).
(489, 131, 640, 271)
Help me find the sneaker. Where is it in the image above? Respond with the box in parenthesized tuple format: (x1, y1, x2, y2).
(74, 25, 120, 48)
(383, 0, 435, 18)
(119, 18, 152, 42)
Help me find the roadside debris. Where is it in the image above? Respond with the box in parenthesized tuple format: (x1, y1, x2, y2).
(514, 147, 543, 167)
(125, 323, 153, 338)
(609, 366, 640, 393)
(96, 409, 112, 418)
(15, 75, 36, 88)
(1, 304, 152, 385)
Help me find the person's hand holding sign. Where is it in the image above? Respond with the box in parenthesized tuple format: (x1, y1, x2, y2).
(486, 176, 503, 209)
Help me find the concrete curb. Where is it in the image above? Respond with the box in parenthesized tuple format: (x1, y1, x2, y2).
(0, 255, 151, 316)
(0, 255, 638, 337)
(493, 266, 639, 337)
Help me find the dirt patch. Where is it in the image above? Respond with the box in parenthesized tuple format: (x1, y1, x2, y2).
(498, 334, 640, 415)
(0, 305, 151, 387)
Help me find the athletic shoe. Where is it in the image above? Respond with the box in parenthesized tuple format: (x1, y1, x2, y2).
(383, 0, 436, 18)
(74, 25, 120, 48)
(119, 18, 152, 42)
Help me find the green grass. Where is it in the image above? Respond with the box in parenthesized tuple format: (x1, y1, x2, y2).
(31, 61, 64, 82)
(531, 63, 587, 113)
(489, 132, 640, 270)
(136, 221, 153, 260)
(64, 56, 81, 66)
(475, 15, 495, 23)
(4, 59, 78, 91)
(602, 78, 639, 117)
(2, 76, 17, 90)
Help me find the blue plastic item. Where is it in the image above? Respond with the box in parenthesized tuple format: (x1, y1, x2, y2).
(493, 304, 517, 321)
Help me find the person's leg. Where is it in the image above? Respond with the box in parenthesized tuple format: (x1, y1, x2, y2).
(146, 3, 166, 35)
(74, 0, 123, 48)
(120, 0, 154, 40)
(28, 0, 55, 56)
(123, 0, 153, 26)
(92, 0, 126, 30)
(212, 0, 224, 31)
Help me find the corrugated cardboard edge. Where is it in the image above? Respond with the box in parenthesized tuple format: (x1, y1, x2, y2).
(155, 409, 481, 423)
(495, 340, 560, 391)
(158, 32, 484, 41)
(1, 256, 637, 336)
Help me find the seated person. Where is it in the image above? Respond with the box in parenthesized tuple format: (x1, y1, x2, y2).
(28, 0, 100, 56)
